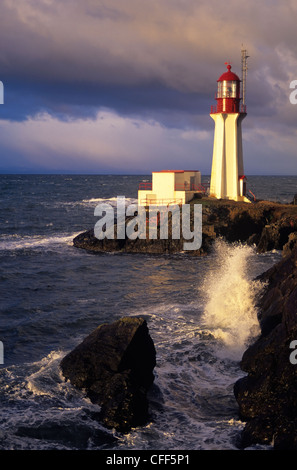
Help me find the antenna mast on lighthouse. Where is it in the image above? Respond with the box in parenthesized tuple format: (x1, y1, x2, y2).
(241, 47, 249, 108)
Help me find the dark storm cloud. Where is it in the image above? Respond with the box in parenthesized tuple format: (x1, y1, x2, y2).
(0, 1, 242, 122)
(0, 0, 296, 174)
(1, 77, 209, 126)
(1, 0, 295, 122)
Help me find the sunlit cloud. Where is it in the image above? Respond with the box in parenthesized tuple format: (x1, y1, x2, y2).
(0, 111, 212, 173)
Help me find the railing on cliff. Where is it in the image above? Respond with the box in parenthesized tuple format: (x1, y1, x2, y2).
(139, 182, 209, 193)
(246, 189, 256, 202)
(139, 198, 184, 206)
(174, 183, 208, 193)
(139, 182, 152, 190)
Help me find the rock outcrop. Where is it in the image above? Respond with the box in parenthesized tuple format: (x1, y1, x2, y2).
(234, 245, 297, 449)
(73, 198, 297, 256)
(60, 317, 156, 433)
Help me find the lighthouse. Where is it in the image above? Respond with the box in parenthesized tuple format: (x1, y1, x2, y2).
(209, 61, 250, 202)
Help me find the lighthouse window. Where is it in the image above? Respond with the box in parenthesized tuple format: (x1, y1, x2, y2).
(217, 82, 222, 98)
(221, 81, 237, 98)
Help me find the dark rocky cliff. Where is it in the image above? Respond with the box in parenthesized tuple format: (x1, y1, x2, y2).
(234, 245, 297, 449)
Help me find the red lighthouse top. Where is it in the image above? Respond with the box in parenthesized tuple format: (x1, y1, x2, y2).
(217, 64, 240, 82)
(211, 63, 246, 114)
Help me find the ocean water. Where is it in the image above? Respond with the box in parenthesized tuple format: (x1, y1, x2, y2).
(0, 174, 296, 451)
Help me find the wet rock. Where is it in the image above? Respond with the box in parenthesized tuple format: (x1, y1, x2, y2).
(15, 423, 116, 449)
(60, 317, 156, 433)
(257, 218, 297, 254)
(234, 246, 297, 449)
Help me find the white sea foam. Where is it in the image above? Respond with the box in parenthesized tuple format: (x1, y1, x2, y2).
(0, 233, 80, 251)
(201, 239, 264, 357)
(80, 197, 137, 207)
(47, 197, 137, 208)
(25, 350, 65, 397)
(81, 197, 119, 204)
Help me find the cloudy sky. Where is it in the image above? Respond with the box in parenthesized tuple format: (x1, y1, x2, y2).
(0, 0, 296, 175)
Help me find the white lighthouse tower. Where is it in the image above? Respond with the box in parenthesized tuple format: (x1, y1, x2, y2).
(209, 59, 250, 202)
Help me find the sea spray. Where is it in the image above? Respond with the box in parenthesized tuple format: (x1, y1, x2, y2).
(201, 239, 265, 357)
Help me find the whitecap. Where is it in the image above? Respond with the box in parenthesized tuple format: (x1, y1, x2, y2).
(81, 197, 137, 207)
(0, 233, 81, 252)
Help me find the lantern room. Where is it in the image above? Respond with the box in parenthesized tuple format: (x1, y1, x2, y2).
(213, 64, 241, 114)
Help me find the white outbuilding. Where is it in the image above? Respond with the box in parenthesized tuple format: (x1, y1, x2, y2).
(138, 170, 204, 206)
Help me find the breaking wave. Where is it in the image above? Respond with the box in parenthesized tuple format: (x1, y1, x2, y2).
(201, 239, 265, 357)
